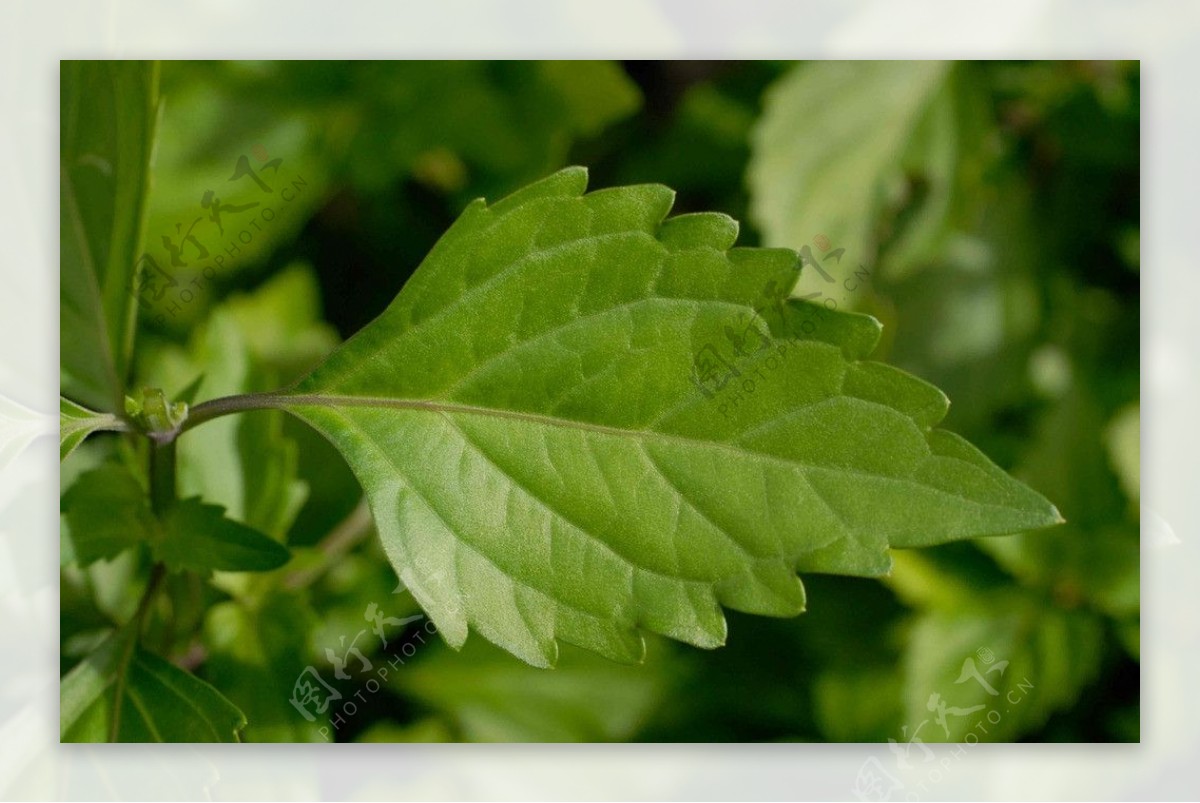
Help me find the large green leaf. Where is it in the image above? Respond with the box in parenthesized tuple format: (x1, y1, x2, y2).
(61, 630, 246, 742)
(61, 61, 160, 411)
(247, 167, 1059, 667)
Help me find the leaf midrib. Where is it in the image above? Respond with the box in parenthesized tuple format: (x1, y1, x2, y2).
(272, 392, 1032, 517)
(61, 411, 123, 438)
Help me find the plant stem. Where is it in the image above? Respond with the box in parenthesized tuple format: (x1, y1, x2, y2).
(149, 438, 177, 516)
(109, 433, 179, 741)
(183, 391, 287, 433)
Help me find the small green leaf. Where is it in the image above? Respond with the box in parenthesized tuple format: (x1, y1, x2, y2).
(61, 631, 246, 742)
(156, 498, 291, 575)
(123, 387, 189, 436)
(265, 168, 1061, 667)
(61, 465, 154, 566)
(61, 61, 160, 410)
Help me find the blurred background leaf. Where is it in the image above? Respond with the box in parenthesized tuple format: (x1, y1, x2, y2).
(60, 61, 159, 410)
(393, 638, 676, 742)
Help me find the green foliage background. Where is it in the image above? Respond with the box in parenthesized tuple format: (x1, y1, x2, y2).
(60, 60, 1139, 743)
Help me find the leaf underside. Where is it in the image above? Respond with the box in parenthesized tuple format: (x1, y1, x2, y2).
(275, 167, 1060, 667)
